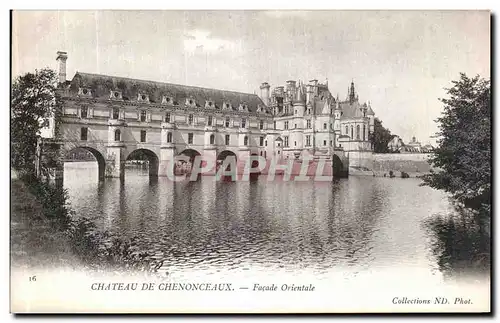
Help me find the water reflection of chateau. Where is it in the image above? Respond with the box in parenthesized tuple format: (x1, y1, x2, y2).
(42, 51, 378, 180)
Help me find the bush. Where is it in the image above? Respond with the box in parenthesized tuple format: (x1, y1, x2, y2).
(401, 171, 410, 178)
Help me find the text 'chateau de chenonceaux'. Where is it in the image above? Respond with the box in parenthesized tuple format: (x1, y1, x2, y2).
(39, 51, 382, 182)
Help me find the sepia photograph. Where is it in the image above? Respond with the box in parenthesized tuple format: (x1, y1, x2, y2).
(10, 9, 491, 313)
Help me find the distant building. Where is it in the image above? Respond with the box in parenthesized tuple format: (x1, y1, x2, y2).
(387, 135, 404, 152)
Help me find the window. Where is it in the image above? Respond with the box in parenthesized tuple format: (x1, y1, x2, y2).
(295, 124, 297, 129)
(114, 129, 121, 141)
(294, 141, 297, 147)
(284, 121, 289, 130)
(351, 125, 354, 139)
(241, 118, 246, 128)
(210, 134, 215, 145)
(225, 117, 230, 127)
(80, 127, 88, 141)
(188, 133, 193, 144)
(284, 136, 289, 147)
(330, 140, 333, 146)
(140, 130, 147, 143)
(225, 134, 230, 145)
(81, 106, 88, 118)
(307, 120, 311, 129)
(167, 132, 172, 143)
(140, 111, 147, 122)
(265, 140, 267, 146)
(363, 124, 366, 141)
(323, 123, 327, 130)
(188, 114, 194, 125)
(207, 115, 213, 126)
(306, 135, 311, 146)
(42, 118, 49, 128)
(356, 125, 360, 140)
(244, 136, 248, 146)
(273, 121, 276, 129)
(112, 107, 120, 119)
(345, 125, 348, 135)
(278, 143, 281, 147)
(259, 120, 264, 130)
(165, 112, 171, 123)
(295, 109, 297, 115)
(260, 136, 264, 146)
(324, 140, 327, 146)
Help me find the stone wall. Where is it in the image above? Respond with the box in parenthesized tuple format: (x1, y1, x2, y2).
(349, 153, 434, 178)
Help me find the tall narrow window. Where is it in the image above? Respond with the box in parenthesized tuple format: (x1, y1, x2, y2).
(323, 123, 327, 130)
(165, 112, 171, 123)
(80, 127, 88, 141)
(225, 117, 230, 127)
(284, 136, 289, 147)
(260, 136, 264, 146)
(259, 120, 264, 130)
(284, 121, 289, 130)
(356, 125, 360, 140)
(188, 114, 194, 125)
(140, 111, 147, 122)
(351, 125, 354, 139)
(307, 120, 311, 129)
(295, 124, 297, 129)
(188, 133, 193, 144)
(167, 132, 172, 143)
(244, 136, 248, 146)
(345, 125, 348, 135)
(140, 130, 147, 143)
(306, 135, 311, 146)
(114, 129, 121, 141)
(210, 134, 215, 145)
(363, 124, 366, 141)
(81, 106, 88, 118)
(112, 107, 120, 119)
(241, 118, 246, 128)
(323, 140, 327, 146)
(225, 134, 230, 145)
(207, 115, 213, 126)
(273, 121, 276, 129)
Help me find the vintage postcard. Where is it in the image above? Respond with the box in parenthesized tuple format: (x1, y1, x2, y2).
(10, 10, 491, 313)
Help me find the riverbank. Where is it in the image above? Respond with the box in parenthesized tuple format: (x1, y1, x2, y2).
(11, 179, 79, 269)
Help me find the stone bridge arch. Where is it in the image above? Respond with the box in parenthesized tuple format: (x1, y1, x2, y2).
(61, 142, 107, 182)
(332, 151, 349, 178)
(125, 148, 160, 178)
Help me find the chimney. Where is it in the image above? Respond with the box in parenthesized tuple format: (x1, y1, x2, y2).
(56, 51, 68, 84)
(260, 82, 270, 107)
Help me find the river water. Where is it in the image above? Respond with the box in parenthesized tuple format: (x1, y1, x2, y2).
(63, 162, 488, 285)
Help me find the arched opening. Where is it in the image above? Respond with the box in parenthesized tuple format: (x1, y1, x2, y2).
(332, 154, 347, 178)
(63, 147, 106, 182)
(249, 153, 261, 180)
(210, 134, 215, 145)
(126, 149, 159, 178)
(216, 150, 237, 172)
(176, 149, 202, 176)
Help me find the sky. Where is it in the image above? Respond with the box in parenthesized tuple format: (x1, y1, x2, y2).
(11, 10, 490, 145)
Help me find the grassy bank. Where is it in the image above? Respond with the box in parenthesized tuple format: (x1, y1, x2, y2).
(11, 175, 163, 274)
(10, 179, 79, 269)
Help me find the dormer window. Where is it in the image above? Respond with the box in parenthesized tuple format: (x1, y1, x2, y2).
(110, 90, 123, 100)
(238, 103, 248, 112)
(78, 87, 92, 97)
(162, 95, 173, 105)
(223, 102, 231, 110)
(205, 100, 214, 109)
(137, 93, 150, 103)
(185, 98, 196, 107)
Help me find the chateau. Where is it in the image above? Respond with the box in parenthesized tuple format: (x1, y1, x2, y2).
(41, 51, 376, 180)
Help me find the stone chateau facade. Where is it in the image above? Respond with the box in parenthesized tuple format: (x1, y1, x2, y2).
(41, 51, 376, 179)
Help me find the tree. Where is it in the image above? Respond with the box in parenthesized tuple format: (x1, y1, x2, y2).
(11, 68, 61, 175)
(422, 73, 491, 216)
(370, 117, 394, 153)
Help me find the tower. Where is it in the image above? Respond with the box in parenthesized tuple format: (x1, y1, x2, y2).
(333, 95, 342, 138)
(349, 80, 356, 104)
(56, 51, 68, 85)
(260, 82, 270, 107)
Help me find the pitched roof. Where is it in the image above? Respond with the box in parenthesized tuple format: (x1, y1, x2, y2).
(339, 100, 366, 118)
(67, 72, 266, 113)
